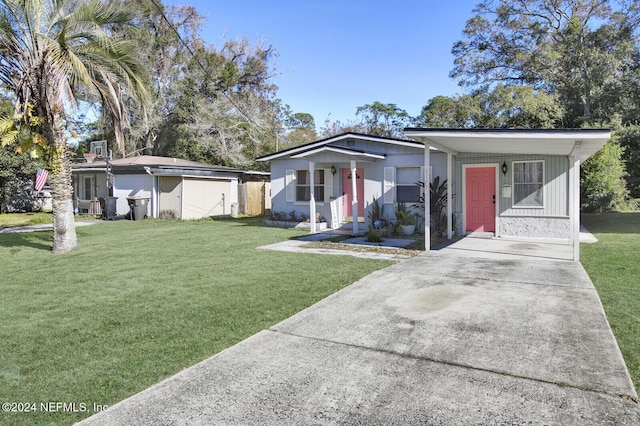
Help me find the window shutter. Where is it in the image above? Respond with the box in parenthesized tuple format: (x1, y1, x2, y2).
(324, 169, 332, 203)
(286, 169, 295, 202)
(383, 167, 395, 204)
(421, 166, 427, 198)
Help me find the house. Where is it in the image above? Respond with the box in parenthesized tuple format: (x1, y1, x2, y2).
(404, 128, 610, 260)
(259, 129, 611, 261)
(257, 132, 447, 233)
(71, 155, 243, 219)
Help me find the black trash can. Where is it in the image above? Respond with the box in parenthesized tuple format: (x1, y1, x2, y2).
(126, 196, 150, 220)
(99, 196, 118, 220)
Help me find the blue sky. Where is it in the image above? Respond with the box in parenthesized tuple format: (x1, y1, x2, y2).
(166, 1, 480, 127)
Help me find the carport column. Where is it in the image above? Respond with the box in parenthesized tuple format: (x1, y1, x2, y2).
(424, 143, 431, 251)
(350, 160, 358, 235)
(446, 152, 453, 240)
(569, 143, 581, 261)
(309, 161, 317, 233)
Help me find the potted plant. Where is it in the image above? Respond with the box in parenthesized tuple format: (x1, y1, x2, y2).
(395, 203, 416, 235)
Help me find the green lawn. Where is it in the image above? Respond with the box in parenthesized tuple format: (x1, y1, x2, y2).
(0, 212, 97, 228)
(581, 212, 640, 396)
(0, 217, 392, 425)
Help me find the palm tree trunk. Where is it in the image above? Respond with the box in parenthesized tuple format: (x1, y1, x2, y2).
(50, 112, 77, 253)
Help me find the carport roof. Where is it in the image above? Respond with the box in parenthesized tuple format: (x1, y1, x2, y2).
(403, 128, 611, 161)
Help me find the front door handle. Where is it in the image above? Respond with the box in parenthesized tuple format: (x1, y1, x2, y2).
(492, 194, 495, 204)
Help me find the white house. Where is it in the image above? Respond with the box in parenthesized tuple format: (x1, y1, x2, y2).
(71, 155, 242, 219)
(259, 129, 611, 260)
(258, 132, 447, 234)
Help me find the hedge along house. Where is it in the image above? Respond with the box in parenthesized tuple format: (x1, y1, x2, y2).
(403, 128, 611, 260)
(257, 132, 447, 234)
(71, 155, 242, 219)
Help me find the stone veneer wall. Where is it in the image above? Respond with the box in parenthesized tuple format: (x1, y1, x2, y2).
(498, 216, 569, 239)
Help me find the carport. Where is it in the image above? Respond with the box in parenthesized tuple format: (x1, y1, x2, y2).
(404, 128, 611, 260)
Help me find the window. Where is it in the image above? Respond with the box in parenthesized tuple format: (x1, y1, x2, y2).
(296, 170, 324, 202)
(513, 161, 544, 207)
(396, 167, 421, 203)
(83, 176, 93, 200)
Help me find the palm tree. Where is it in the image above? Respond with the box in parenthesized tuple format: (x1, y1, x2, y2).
(0, 0, 148, 252)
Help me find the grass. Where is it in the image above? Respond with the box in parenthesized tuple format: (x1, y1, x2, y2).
(0, 217, 392, 425)
(0, 212, 97, 227)
(0, 212, 55, 227)
(581, 212, 640, 395)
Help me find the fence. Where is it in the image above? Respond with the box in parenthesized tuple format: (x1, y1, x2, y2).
(238, 181, 271, 216)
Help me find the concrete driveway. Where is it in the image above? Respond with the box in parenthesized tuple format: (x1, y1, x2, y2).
(78, 247, 639, 425)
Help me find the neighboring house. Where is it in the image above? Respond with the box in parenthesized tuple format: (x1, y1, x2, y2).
(71, 155, 243, 219)
(257, 132, 447, 234)
(259, 129, 610, 260)
(404, 128, 611, 260)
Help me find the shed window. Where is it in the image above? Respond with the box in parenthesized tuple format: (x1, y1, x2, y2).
(513, 161, 544, 207)
(296, 170, 324, 202)
(396, 167, 421, 203)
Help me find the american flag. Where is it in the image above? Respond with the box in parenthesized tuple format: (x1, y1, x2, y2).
(35, 167, 48, 192)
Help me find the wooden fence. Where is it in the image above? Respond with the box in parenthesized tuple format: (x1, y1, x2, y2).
(238, 181, 271, 216)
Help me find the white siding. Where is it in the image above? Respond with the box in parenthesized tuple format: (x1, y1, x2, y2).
(455, 153, 568, 218)
(113, 174, 154, 216)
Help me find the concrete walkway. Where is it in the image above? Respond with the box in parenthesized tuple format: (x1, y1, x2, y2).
(0, 220, 99, 233)
(78, 247, 639, 425)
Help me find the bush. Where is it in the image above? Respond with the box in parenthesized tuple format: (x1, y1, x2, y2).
(365, 230, 383, 243)
(581, 140, 629, 212)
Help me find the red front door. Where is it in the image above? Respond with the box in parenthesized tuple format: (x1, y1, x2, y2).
(465, 166, 496, 232)
(342, 168, 364, 218)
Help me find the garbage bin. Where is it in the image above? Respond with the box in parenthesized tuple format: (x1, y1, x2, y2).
(99, 196, 118, 220)
(126, 196, 150, 220)
(230, 202, 239, 216)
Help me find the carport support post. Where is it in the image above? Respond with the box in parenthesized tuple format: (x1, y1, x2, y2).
(309, 161, 317, 233)
(569, 142, 581, 261)
(350, 160, 358, 235)
(424, 143, 431, 251)
(447, 152, 453, 240)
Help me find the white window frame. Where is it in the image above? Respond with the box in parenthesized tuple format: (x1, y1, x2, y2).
(286, 168, 332, 204)
(395, 166, 422, 204)
(512, 160, 544, 208)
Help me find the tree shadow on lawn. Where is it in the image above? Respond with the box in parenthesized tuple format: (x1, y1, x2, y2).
(582, 212, 640, 235)
(0, 231, 52, 251)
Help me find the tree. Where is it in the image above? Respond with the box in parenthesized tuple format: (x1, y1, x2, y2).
(319, 117, 366, 138)
(451, 0, 640, 126)
(615, 124, 640, 197)
(416, 85, 564, 129)
(355, 101, 410, 138)
(581, 140, 629, 211)
(171, 38, 278, 167)
(274, 104, 317, 149)
(0, 0, 148, 252)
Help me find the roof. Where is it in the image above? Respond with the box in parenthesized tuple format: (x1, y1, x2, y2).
(403, 128, 611, 161)
(71, 155, 240, 173)
(257, 132, 423, 162)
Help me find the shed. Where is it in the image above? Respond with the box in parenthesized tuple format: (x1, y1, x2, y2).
(71, 155, 242, 219)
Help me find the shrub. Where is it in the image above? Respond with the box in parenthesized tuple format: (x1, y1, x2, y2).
(581, 141, 629, 212)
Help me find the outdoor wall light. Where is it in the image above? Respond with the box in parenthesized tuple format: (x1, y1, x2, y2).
(330, 164, 337, 175)
(502, 161, 508, 175)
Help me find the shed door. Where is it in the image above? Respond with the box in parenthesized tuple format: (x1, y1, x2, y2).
(465, 166, 495, 232)
(159, 176, 182, 219)
(182, 178, 229, 219)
